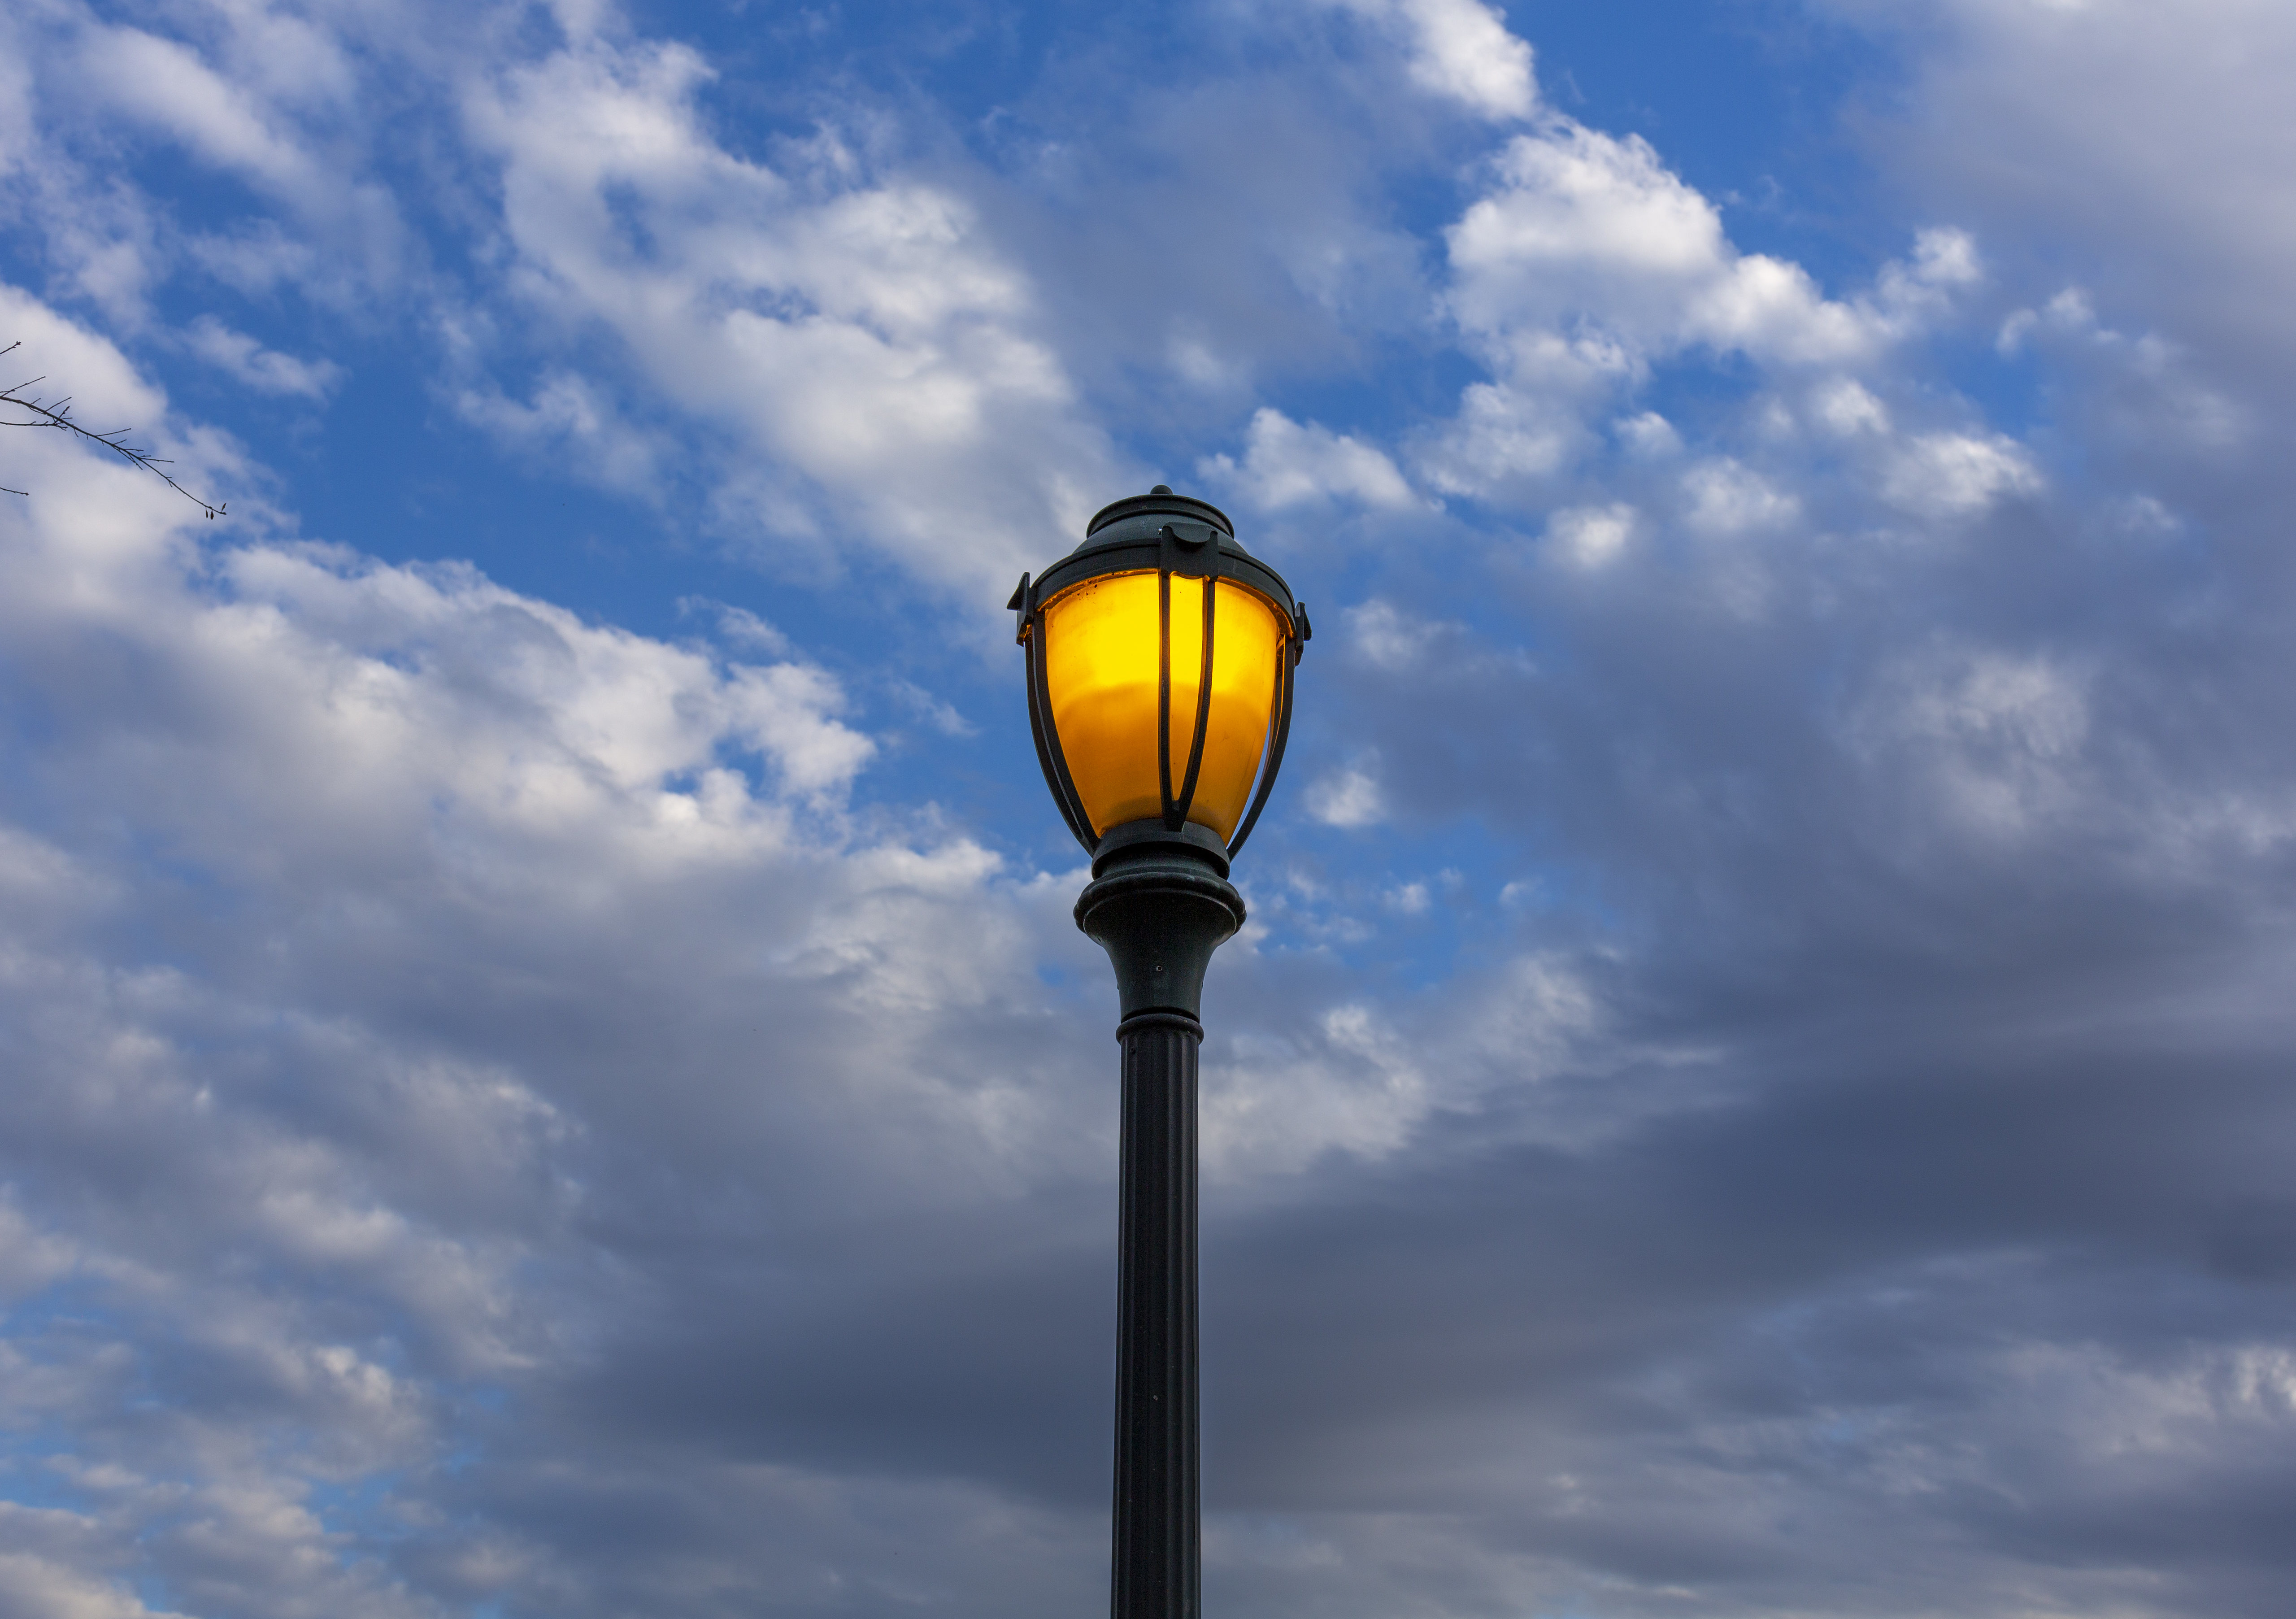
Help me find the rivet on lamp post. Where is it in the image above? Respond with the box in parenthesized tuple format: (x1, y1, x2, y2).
(1010, 485, 1309, 1619)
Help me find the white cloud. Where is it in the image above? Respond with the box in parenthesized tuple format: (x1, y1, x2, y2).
(465, 37, 1118, 598)
(1426, 124, 1999, 504)
(1453, 127, 1722, 292)
(1813, 377, 1892, 437)
(1994, 285, 2249, 453)
(1347, 599, 1467, 672)
(0, 1541, 191, 1619)
(1349, 602, 1419, 671)
(1318, 0, 1539, 121)
(0, 283, 170, 432)
(1914, 653, 2090, 763)
(1202, 949, 1623, 1179)
(183, 315, 341, 399)
(1613, 409, 1683, 458)
(1546, 501, 1637, 568)
(1448, 123, 1925, 372)
(1413, 326, 1637, 497)
(1683, 252, 1875, 364)
(75, 26, 318, 196)
(1681, 457, 1799, 536)
(455, 368, 667, 496)
(1307, 761, 1387, 827)
(1200, 406, 1416, 510)
(1882, 431, 2043, 519)
(1205, 1003, 1429, 1175)
(46, 13, 409, 310)
(1167, 328, 1250, 393)
(0, 1196, 78, 1299)
(683, 598, 792, 658)
(1861, 645, 2095, 839)
(723, 661, 878, 797)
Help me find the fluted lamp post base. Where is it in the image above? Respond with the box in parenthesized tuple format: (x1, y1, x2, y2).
(1074, 824, 1245, 1619)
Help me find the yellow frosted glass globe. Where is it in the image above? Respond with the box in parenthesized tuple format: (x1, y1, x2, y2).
(1041, 570, 1288, 840)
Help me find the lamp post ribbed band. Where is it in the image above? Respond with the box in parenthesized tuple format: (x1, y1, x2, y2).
(1112, 1009, 1202, 1619)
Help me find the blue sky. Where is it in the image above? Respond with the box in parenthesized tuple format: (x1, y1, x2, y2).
(5, 1, 2296, 1615)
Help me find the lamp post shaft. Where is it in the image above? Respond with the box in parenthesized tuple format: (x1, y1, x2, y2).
(1112, 1009, 1201, 1619)
(1075, 839, 1244, 1619)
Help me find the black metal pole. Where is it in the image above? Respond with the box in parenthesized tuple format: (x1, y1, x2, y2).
(1075, 828, 1245, 1619)
(1111, 1008, 1200, 1617)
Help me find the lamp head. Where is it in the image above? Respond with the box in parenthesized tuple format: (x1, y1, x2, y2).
(1012, 487, 1309, 874)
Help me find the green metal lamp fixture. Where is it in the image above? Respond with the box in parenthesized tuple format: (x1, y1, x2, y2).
(1011, 486, 1308, 1619)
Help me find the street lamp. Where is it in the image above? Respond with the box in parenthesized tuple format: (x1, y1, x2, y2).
(1010, 485, 1309, 1619)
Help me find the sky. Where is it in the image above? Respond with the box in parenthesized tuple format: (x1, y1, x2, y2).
(3, 0, 2295, 1615)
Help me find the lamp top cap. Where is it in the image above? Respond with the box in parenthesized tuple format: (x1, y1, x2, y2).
(1084, 485, 1235, 542)
(1037, 483, 1295, 629)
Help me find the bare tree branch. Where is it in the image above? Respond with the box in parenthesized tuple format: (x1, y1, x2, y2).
(1, 341, 227, 519)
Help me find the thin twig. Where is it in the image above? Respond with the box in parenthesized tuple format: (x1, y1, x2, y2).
(0, 341, 226, 519)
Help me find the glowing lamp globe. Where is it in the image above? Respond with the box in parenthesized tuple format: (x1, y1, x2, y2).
(1010, 486, 1309, 872)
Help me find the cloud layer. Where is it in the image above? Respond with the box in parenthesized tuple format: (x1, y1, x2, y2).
(4, 1, 2296, 1616)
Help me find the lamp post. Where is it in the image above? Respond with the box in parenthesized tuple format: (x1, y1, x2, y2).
(1011, 486, 1309, 1619)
